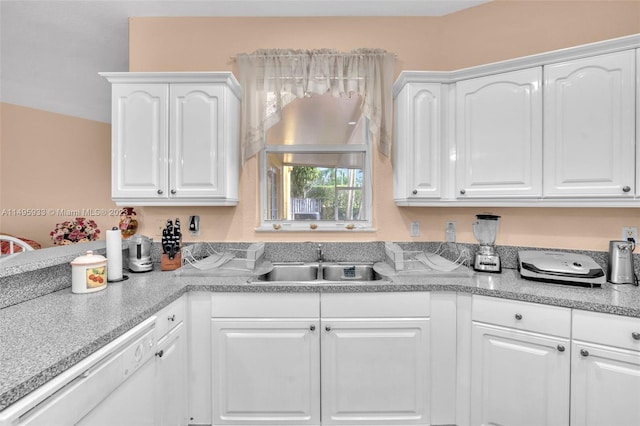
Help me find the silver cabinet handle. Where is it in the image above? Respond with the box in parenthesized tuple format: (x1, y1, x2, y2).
(325, 325, 332, 332)
(557, 344, 566, 352)
(157, 189, 163, 195)
(580, 349, 589, 357)
(515, 313, 523, 320)
(412, 189, 418, 195)
(170, 189, 177, 194)
(632, 332, 640, 340)
(623, 186, 631, 193)
(310, 325, 316, 331)
(460, 189, 466, 195)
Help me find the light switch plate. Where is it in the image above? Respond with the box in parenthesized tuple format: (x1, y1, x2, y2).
(410, 221, 420, 237)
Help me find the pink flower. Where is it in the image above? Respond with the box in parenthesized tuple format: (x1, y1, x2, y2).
(50, 217, 101, 244)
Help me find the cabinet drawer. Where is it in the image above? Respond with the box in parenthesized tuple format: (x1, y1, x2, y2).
(321, 292, 430, 318)
(212, 293, 320, 318)
(155, 296, 185, 340)
(472, 295, 570, 337)
(573, 310, 640, 351)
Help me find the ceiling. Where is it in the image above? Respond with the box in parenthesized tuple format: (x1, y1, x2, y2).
(0, 0, 490, 123)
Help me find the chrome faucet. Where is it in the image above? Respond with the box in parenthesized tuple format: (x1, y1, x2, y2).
(316, 244, 324, 280)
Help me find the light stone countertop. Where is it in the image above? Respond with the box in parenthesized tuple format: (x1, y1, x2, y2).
(1, 266, 639, 412)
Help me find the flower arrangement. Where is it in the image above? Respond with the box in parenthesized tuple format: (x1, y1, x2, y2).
(50, 218, 101, 245)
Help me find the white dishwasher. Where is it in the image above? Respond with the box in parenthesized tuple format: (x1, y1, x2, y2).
(0, 317, 157, 426)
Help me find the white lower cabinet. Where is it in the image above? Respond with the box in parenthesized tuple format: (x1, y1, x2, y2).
(469, 296, 571, 426)
(320, 319, 429, 425)
(211, 319, 321, 425)
(155, 296, 188, 426)
(470, 323, 570, 426)
(468, 296, 640, 426)
(210, 292, 430, 426)
(156, 322, 188, 426)
(570, 310, 640, 426)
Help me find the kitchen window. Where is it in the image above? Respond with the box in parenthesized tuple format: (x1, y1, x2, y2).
(235, 48, 395, 231)
(260, 93, 372, 230)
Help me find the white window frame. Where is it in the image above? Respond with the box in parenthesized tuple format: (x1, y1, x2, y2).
(256, 122, 373, 232)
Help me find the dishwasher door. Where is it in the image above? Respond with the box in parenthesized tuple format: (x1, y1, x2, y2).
(4, 318, 157, 426)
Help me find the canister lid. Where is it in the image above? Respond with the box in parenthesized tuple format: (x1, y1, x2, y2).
(71, 250, 107, 266)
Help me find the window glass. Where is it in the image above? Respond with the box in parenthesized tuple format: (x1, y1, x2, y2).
(261, 93, 371, 230)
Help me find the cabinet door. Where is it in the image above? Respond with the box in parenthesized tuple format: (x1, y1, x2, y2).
(170, 84, 227, 199)
(321, 319, 430, 425)
(456, 67, 542, 198)
(394, 83, 442, 201)
(544, 50, 635, 197)
(111, 84, 168, 200)
(211, 319, 320, 425)
(157, 322, 188, 426)
(470, 322, 570, 426)
(571, 342, 640, 426)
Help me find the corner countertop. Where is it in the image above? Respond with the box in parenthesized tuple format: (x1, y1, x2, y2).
(1, 267, 639, 412)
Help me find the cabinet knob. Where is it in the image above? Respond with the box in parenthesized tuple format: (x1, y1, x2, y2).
(556, 344, 566, 352)
(460, 189, 466, 195)
(155, 350, 164, 358)
(170, 189, 177, 194)
(157, 189, 163, 195)
(515, 313, 523, 320)
(325, 325, 332, 332)
(168, 314, 175, 322)
(310, 325, 316, 331)
(580, 349, 589, 357)
(623, 186, 631, 193)
(412, 189, 418, 195)
(632, 332, 640, 340)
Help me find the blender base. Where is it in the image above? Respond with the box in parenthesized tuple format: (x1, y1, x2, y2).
(474, 254, 502, 273)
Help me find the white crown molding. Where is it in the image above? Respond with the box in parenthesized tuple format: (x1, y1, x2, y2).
(394, 33, 640, 97)
(99, 72, 242, 98)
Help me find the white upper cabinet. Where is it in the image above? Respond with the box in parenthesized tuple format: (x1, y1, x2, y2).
(544, 50, 636, 198)
(111, 84, 168, 201)
(456, 68, 542, 199)
(170, 84, 229, 200)
(393, 34, 640, 207)
(393, 82, 443, 204)
(101, 73, 241, 206)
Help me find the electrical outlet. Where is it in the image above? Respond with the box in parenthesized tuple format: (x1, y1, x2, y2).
(622, 226, 638, 243)
(410, 221, 420, 237)
(445, 221, 456, 242)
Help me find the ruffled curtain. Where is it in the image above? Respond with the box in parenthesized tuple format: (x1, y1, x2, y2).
(236, 48, 396, 163)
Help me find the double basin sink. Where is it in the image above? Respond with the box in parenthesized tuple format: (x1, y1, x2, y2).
(250, 262, 386, 283)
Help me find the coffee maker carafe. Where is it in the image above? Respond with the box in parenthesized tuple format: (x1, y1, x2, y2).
(473, 214, 501, 272)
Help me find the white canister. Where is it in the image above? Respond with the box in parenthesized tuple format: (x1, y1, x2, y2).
(71, 250, 108, 294)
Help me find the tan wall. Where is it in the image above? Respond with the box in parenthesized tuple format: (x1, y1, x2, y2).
(2, 1, 640, 250)
(0, 103, 116, 247)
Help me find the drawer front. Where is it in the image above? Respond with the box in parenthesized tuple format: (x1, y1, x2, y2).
(321, 292, 430, 318)
(472, 295, 571, 337)
(573, 310, 640, 351)
(155, 296, 186, 340)
(211, 293, 320, 318)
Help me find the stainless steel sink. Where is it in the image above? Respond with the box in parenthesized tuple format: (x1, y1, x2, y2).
(321, 263, 384, 281)
(250, 262, 386, 283)
(252, 263, 319, 282)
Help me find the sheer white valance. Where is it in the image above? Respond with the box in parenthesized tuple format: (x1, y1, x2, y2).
(236, 48, 396, 163)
